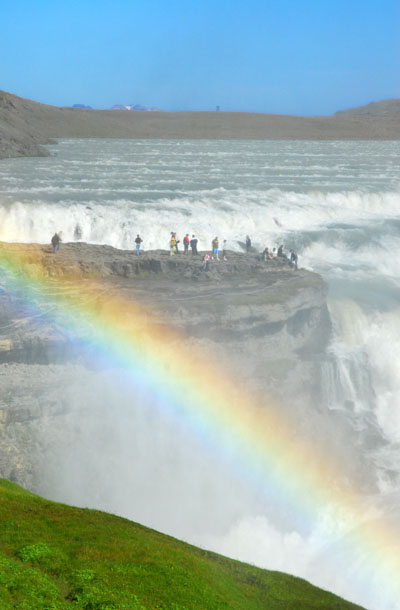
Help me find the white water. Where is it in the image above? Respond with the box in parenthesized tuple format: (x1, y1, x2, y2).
(1, 139, 399, 253)
(1, 139, 400, 609)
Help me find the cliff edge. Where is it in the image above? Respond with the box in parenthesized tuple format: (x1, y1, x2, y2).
(0, 241, 336, 486)
(0, 241, 329, 367)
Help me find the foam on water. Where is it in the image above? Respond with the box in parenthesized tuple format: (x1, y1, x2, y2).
(1, 188, 399, 255)
(1, 138, 400, 609)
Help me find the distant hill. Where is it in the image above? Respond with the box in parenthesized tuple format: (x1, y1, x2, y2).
(72, 103, 93, 109)
(1, 89, 400, 161)
(335, 98, 400, 117)
(0, 479, 364, 610)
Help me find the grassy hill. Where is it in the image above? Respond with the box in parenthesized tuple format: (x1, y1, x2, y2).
(0, 479, 364, 610)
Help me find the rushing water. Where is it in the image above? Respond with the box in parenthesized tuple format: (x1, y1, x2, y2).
(1, 139, 400, 610)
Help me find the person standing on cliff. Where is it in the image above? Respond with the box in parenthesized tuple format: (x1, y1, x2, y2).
(174, 233, 180, 254)
(246, 235, 252, 253)
(190, 235, 198, 255)
(169, 233, 177, 256)
(290, 250, 298, 270)
(222, 239, 228, 261)
(262, 247, 271, 261)
(211, 237, 219, 261)
(51, 232, 61, 253)
(135, 234, 143, 256)
(183, 233, 190, 254)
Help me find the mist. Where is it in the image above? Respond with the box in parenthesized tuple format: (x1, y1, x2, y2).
(2, 138, 400, 610)
(22, 354, 395, 610)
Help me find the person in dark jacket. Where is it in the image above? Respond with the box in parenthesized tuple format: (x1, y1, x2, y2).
(190, 235, 198, 255)
(246, 235, 251, 252)
(135, 234, 143, 255)
(262, 247, 271, 261)
(51, 232, 60, 253)
(290, 250, 298, 270)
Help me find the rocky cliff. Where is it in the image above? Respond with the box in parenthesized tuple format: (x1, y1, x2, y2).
(0, 241, 330, 363)
(0, 242, 372, 497)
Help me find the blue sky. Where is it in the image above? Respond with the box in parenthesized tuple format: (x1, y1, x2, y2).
(1, 0, 399, 115)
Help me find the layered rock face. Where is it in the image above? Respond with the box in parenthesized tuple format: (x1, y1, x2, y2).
(0, 242, 338, 491)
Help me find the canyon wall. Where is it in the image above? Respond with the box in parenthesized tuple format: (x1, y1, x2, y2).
(0, 242, 342, 494)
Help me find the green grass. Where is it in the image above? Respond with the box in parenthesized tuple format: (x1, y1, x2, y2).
(0, 479, 364, 609)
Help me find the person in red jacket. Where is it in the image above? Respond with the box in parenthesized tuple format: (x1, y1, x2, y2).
(183, 233, 190, 255)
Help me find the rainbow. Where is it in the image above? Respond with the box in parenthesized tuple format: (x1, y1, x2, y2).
(1, 243, 399, 609)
